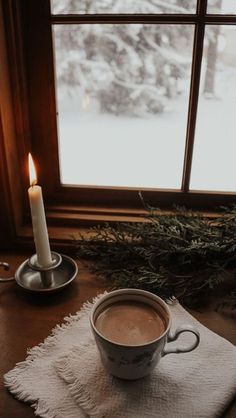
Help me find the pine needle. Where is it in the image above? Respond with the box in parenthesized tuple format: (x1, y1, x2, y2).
(76, 205, 236, 310)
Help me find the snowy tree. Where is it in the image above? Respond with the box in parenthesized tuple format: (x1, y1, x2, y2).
(203, 0, 222, 97)
(54, 0, 196, 116)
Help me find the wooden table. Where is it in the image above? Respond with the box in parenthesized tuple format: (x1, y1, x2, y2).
(0, 251, 236, 418)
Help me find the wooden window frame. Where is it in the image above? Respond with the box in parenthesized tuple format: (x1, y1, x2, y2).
(0, 0, 236, 250)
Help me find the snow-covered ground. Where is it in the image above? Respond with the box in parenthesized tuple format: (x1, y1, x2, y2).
(57, 91, 188, 190)
(57, 62, 236, 193)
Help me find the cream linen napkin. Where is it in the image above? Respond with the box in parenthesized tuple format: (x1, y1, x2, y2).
(55, 303, 236, 418)
(4, 293, 236, 418)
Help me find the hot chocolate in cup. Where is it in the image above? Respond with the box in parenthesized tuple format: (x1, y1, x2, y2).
(90, 289, 200, 380)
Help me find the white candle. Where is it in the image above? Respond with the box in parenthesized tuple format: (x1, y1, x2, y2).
(28, 153, 52, 268)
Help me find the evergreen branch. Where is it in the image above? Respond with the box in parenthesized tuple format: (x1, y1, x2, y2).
(76, 204, 236, 310)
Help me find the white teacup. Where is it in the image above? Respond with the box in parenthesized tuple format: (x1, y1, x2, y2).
(90, 289, 200, 380)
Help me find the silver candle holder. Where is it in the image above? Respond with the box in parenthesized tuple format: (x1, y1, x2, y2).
(0, 252, 78, 293)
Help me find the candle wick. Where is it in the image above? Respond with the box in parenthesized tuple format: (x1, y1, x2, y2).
(31, 180, 37, 187)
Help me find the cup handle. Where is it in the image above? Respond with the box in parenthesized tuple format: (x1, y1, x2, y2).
(162, 325, 200, 357)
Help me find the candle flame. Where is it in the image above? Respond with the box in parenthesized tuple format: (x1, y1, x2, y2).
(28, 153, 37, 186)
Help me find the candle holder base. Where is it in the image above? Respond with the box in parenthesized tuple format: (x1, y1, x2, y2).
(14, 252, 78, 293)
(28, 252, 62, 272)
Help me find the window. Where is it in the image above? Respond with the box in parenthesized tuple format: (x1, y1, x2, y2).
(53, 23, 194, 189)
(0, 0, 236, 249)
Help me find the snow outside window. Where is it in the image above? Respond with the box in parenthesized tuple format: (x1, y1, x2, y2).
(52, 0, 236, 193)
(191, 25, 236, 192)
(53, 24, 193, 189)
(51, 0, 197, 15)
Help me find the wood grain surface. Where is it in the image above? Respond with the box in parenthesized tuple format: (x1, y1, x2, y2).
(0, 251, 235, 418)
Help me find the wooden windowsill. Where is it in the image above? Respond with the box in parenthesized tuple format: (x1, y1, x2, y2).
(9, 204, 230, 254)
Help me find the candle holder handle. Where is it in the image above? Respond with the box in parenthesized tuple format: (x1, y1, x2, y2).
(0, 262, 15, 282)
(0, 253, 78, 292)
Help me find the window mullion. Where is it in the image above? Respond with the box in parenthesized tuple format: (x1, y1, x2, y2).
(181, 19, 205, 192)
(197, 0, 208, 15)
(51, 14, 198, 25)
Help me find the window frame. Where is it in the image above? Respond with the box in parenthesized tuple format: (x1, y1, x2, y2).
(1, 0, 236, 250)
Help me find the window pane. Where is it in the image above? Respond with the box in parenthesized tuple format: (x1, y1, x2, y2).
(51, 0, 197, 15)
(53, 24, 194, 189)
(207, 0, 236, 14)
(190, 25, 236, 192)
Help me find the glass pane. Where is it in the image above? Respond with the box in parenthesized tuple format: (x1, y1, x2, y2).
(207, 0, 236, 14)
(190, 26, 236, 192)
(51, 0, 197, 15)
(53, 24, 194, 189)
